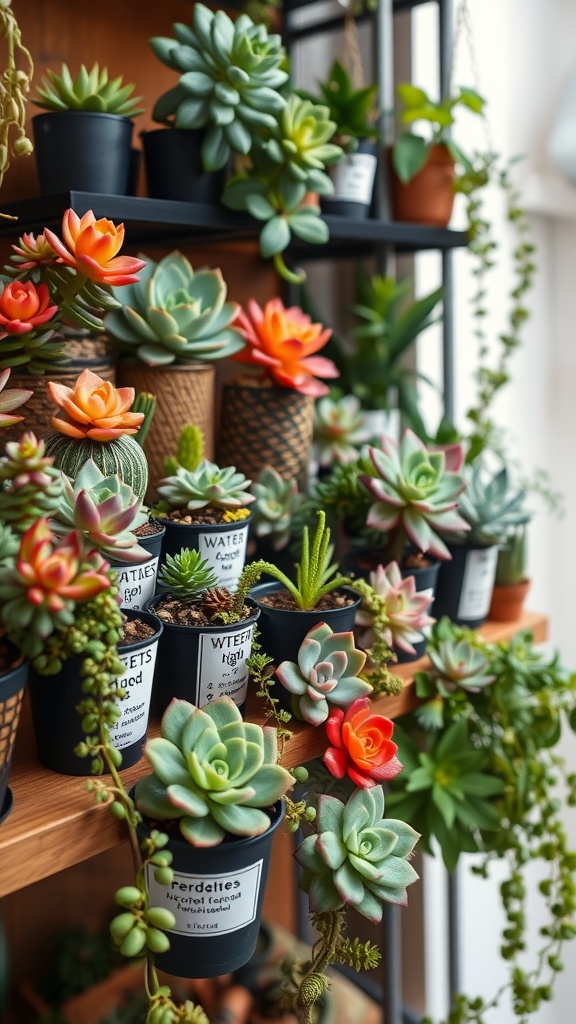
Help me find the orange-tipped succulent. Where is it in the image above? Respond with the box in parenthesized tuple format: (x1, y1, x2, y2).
(0, 280, 58, 335)
(0, 369, 32, 428)
(13, 519, 111, 613)
(48, 368, 144, 441)
(44, 208, 146, 286)
(234, 297, 339, 398)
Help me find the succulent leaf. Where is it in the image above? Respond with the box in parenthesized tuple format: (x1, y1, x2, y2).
(156, 458, 254, 510)
(32, 62, 144, 117)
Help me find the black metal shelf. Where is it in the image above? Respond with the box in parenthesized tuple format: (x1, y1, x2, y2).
(0, 192, 467, 257)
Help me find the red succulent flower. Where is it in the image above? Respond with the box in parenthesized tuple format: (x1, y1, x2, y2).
(323, 697, 403, 787)
(0, 281, 58, 335)
(15, 519, 111, 613)
(44, 208, 146, 286)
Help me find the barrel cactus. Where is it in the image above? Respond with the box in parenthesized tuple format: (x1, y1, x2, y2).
(105, 253, 244, 367)
(149, 3, 288, 171)
(295, 786, 420, 921)
(157, 459, 255, 511)
(134, 696, 294, 846)
(275, 622, 371, 726)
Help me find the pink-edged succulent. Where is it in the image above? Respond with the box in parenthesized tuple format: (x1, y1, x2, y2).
(275, 622, 371, 726)
(360, 429, 469, 561)
(0, 368, 32, 428)
(355, 561, 435, 656)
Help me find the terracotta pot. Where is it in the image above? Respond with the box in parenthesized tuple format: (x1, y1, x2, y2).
(390, 144, 456, 227)
(115, 360, 216, 501)
(488, 579, 531, 622)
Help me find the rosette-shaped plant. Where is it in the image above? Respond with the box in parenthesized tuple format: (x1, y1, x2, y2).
(157, 459, 255, 511)
(234, 298, 338, 397)
(0, 279, 61, 374)
(250, 465, 303, 551)
(263, 95, 343, 190)
(295, 787, 420, 920)
(157, 549, 218, 602)
(313, 395, 371, 467)
(0, 519, 111, 658)
(32, 63, 144, 117)
(105, 253, 244, 366)
(149, 4, 288, 171)
(361, 429, 469, 562)
(0, 432, 63, 531)
(324, 698, 403, 787)
(427, 635, 496, 694)
(52, 460, 149, 564)
(456, 462, 530, 547)
(276, 622, 371, 726)
(44, 209, 146, 287)
(354, 562, 435, 656)
(0, 368, 32, 428)
(134, 696, 294, 846)
(0, 280, 58, 334)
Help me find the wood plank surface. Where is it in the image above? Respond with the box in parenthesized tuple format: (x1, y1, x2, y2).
(0, 611, 548, 898)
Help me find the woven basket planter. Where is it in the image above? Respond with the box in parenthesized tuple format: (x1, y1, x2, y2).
(2, 333, 116, 444)
(116, 360, 215, 500)
(217, 381, 314, 486)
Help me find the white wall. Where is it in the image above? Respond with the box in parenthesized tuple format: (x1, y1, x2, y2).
(413, 2, 576, 1021)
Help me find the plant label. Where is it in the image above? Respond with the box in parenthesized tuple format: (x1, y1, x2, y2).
(458, 546, 499, 620)
(115, 556, 159, 611)
(108, 639, 160, 749)
(197, 623, 255, 708)
(146, 860, 263, 936)
(331, 152, 377, 204)
(198, 524, 249, 591)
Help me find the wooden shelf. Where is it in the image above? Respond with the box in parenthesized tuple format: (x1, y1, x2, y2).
(0, 611, 548, 899)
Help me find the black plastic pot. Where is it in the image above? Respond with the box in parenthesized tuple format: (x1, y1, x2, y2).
(155, 515, 251, 593)
(432, 542, 499, 629)
(138, 800, 285, 978)
(28, 609, 163, 776)
(0, 648, 27, 824)
(113, 522, 166, 611)
(32, 111, 133, 194)
(146, 595, 259, 718)
(141, 128, 227, 203)
(249, 582, 362, 683)
(321, 139, 378, 218)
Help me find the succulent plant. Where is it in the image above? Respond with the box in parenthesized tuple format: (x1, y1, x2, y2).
(32, 63, 144, 116)
(299, 61, 380, 152)
(250, 465, 303, 551)
(324, 698, 403, 788)
(455, 463, 531, 547)
(134, 696, 294, 846)
(426, 634, 496, 694)
(495, 523, 528, 586)
(262, 95, 343, 191)
(354, 562, 435, 656)
(0, 432, 63, 531)
(295, 786, 420, 920)
(360, 430, 470, 562)
(163, 423, 204, 476)
(156, 459, 255, 511)
(0, 368, 32, 428)
(275, 622, 371, 726)
(51, 459, 150, 565)
(312, 394, 371, 467)
(149, 4, 288, 171)
(105, 253, 244, 367)
(156, 549, 219, 603)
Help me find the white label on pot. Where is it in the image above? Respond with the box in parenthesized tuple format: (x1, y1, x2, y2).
(116, 557, 159, 611)
(457, 546, 499, 620)
(145, 860, 263, 936)
(198, 526, 248, 591)
(331, 152, 377, 204)
(197, 623, 255, 708)
(108, 639, 159, 749)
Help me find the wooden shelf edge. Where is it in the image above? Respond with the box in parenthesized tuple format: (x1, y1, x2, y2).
(0, 610, 548, 897)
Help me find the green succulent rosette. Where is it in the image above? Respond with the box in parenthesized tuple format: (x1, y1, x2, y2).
(295, 787, 420, 922)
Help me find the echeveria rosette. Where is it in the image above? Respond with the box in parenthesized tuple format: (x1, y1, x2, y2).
(105, 253, 244, 367)
(324, 698, 403, 788)
(361, 429, 470, 561)
(250, 465, 303, 551)
(456, 462, 531, 547)
(234, 298, 338, 397)
(295, 787, 420, 921)
(134, 697, 294, 847)
(156, 459, 255, 511)
(275, 622, 371, 726)
(0, 432, 63, 531)
(0, 368, 32, 428)
(313, 395, 371, 468)
(0, 279, 63, 375)
(354, 561, 435, 656)
(0, 519, 111, 658)
(48, 369, 144, 441)
(44, 209, 146, 287)
(51, 459, 150, 565)
(427, 637, 496, 694)
(149, 4, 288, 171)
